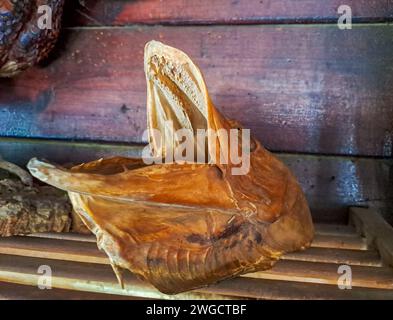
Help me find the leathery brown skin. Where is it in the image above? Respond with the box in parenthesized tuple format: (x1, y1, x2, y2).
(28, 41, 314, 294)
(0, 0, 64, 77)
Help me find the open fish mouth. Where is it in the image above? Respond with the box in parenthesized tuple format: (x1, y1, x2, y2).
(27, 40, 314, 294)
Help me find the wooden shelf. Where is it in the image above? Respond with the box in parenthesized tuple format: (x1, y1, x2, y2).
(0, 207, 392, 299)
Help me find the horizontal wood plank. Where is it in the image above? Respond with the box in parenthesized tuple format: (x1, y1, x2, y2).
(24, 223, 359, 241)
(2, 138, 392, 223)
(312, 234, 367, 250)
(1, 25, 392, 157)
(246, 260, 393, 289)
(0, 254, 243, 299)
(197, 277, 393, 300)
(0, 281, 145, 300)
(64, 0, 393, 26)
(283, 247, 381, 267)
(25, 230, 368, 250)
(0, 234, 378, 266)
(0, 254, 392, 298)
(314, 223, 359, 237)
(1, 234, 390, 290)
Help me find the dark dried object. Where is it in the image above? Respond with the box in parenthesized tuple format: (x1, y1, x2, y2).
(0, 0, 64, 77)
(0, 158, 71, 236)
(28, 41, 314, 294)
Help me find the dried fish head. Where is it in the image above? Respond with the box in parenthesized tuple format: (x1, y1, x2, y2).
(28, 41, 314, 294)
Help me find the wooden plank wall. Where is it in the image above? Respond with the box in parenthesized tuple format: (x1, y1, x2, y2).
(0, 0, 392, 223)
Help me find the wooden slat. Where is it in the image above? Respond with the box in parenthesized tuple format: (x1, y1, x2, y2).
(1, 25, 393, 157)
(350, 207, 393, 267)
(65, 0, 393, 26)
(0, 237, 108, 264)
(2, 138, 392, 224)
(314, 223, 359, 237)
(312, 234, 367, 250)
(246, 260, 393, 289)
(26, 231, 367, 250)
(283, 247, 381, 267)
(0, 281, 145, 300)
(197, 277, 393, 300)
(0, 235, 379, 266)
(0, 254, 392, 300)
(1, 235, 391, 289)
(0, 254, 241, 300)
(25, 229, 368, 250)
(28, 232, 97, 243)
(25, 222, 358, 241)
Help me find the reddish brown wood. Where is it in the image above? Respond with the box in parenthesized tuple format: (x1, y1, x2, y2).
(0, 25, 392, 156)
(65, 0, 393, 26)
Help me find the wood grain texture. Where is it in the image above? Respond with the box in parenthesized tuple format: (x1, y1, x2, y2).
(2, 138, 392, 223)
(0, 25, 392, 156)
(64, 0, 393, 26)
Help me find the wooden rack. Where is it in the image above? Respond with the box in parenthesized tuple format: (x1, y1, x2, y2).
(0, 207, 392, 300)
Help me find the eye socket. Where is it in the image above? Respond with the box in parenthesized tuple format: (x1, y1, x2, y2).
(250, 138, 257, 152)
(234, 127, 257, 153)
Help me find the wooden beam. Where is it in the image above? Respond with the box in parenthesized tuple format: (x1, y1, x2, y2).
(350, 207, 393, 267)
(64, 0, 393, 26)
(1, 25, 393, 157)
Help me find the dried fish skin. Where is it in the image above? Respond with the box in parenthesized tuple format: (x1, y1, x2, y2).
(28, 41, 314, 294)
